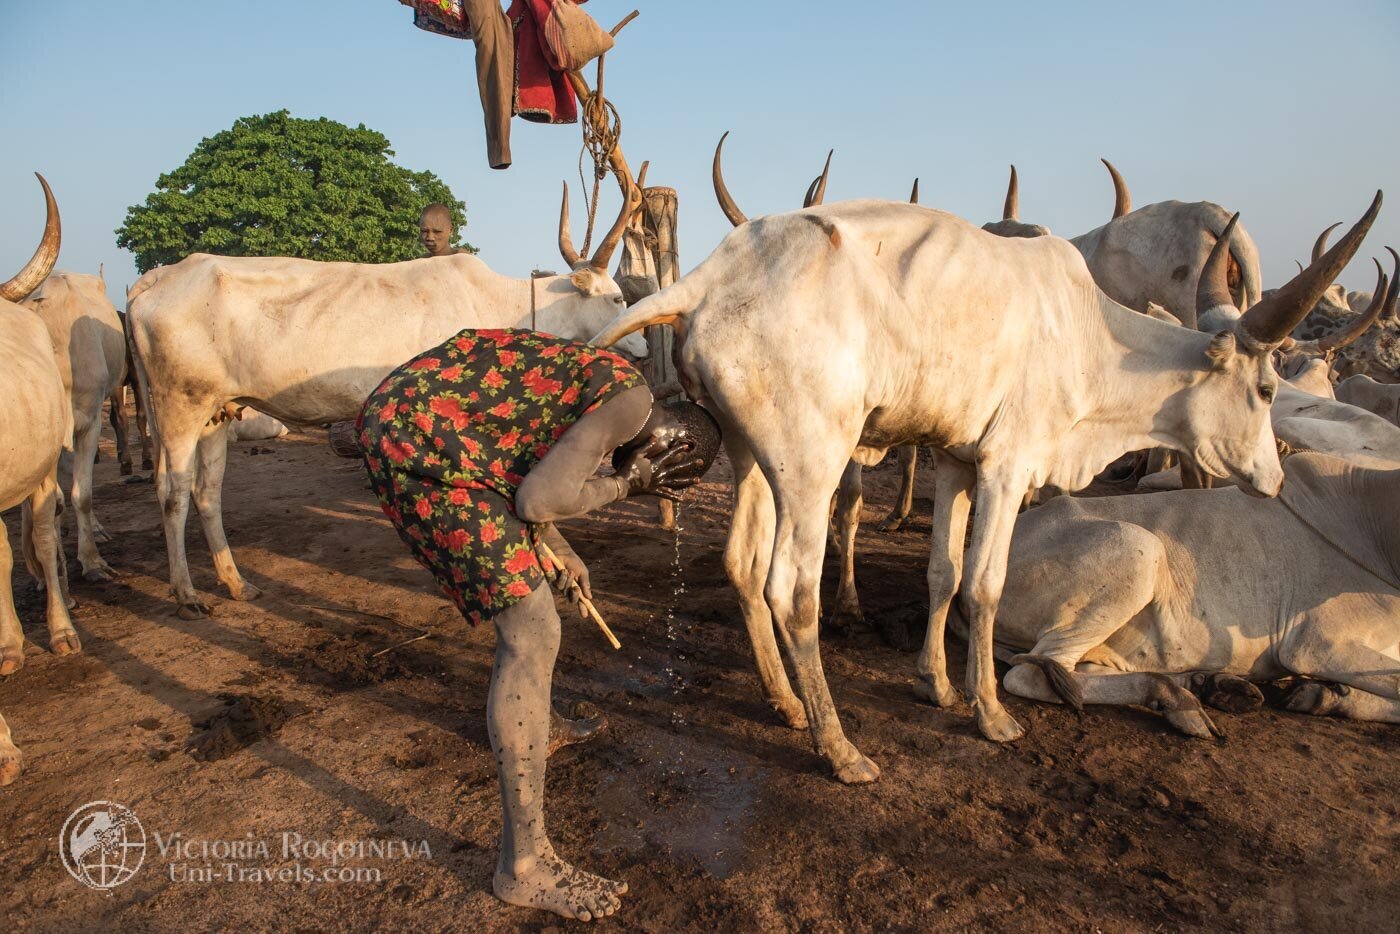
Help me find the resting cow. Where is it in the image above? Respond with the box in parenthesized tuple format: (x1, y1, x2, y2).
(596, 146, 1380, 776)
(987, 453, 1400, 733)
(128, 185, 648, 619)
(1337, 374, 1400, 427)
(0, 175, 83, 784)
(22, 270, 128, 580)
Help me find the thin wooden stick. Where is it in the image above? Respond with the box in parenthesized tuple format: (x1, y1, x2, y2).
(536, 539, 621, 650)
(371, 633, 431, 658)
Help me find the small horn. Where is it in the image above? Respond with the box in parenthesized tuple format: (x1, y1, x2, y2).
(807, 150, 833, 208)
(1102, 159, 1131, 219)
(1196, 213, 1240, 318)
(1003, 165, 1019, 220)
(1240, 191, 1382, 346)
(909, 178, 919, 204)
(1, 172, 61, 303)
(712, 132, 749, 227)
(1317, 256, 1387, 352)
(558, 181, 582, 268)
(589, 180, 644, 273)
(802, 175, 821, 210)
(1312, 222, 1342, 264)
(1295, 260, 1304, 276)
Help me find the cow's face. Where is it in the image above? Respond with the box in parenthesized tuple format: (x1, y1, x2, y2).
(535, 267, 648, 358)
(1178, 331, 1284, 497)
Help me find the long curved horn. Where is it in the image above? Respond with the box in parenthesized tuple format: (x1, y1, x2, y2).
(1, 173, 60, 303)
(1318, 257, 1387, 351)
(558, 181, 583, 268)
(1102, 159, 1130, 219)
(910, 178, 919, 204)
(589, 180, 644, 273)
(712, 132, 749, 227)
(802, 175, 821, 209)
(1387, 245, 1400, 321)
(1196, 213, 1240, 318)
(804, 150, 833, 208)
(1312, 221, 1341, 264)
(1240, 191, 1382, 345)
(1002, 165, 1019, 220)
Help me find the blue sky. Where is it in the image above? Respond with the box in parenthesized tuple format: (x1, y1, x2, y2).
(2, 1, 1397, 308)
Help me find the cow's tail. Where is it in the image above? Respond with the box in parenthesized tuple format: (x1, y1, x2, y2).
(124, 293, 162, 459)
(1009, 653, 1085, 712)
(590, 279, 699, 348)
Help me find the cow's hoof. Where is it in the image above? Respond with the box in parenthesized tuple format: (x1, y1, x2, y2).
(1165, 707, 1220, 739)
(825, 602, 866, 633)
(229, 581, 262, 602)
(975, 704, 1025, 743)
(876, 514, 906, 533)
(50, 630, 82, 657)
(0, 746, 20, 786)
(177, 601, 211, 621)
(773, 699, 808, 731)
(142, 459, 155, 471)
(548, 702, 608, 757)
(833, 751, 881, 784)
(82, 563, 115, 583)
(119, 462, 133, 477)
(1282, 680, 1348, 716)
(913, 677, 962, 708)
(93, 527, 113, 545)
(0, 648, 23, 677)
(1191, 672, 1264, 714)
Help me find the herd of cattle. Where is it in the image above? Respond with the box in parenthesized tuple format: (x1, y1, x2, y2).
(0, 142, 1397, 789)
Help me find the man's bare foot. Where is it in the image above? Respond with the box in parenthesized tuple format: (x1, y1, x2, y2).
(494, 850, 628, 922)
(547, 702, 607, 758)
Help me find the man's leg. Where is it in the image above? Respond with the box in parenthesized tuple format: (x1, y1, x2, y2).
(463, 0, 514, 169)
(489, 583, 626, 921)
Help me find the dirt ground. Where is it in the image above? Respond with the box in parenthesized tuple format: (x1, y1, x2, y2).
(2, 417, 1397, 932)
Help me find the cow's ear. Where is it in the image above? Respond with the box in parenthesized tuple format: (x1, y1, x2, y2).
(1206, 330, 1237, 368)
(570, 269, 600, 295)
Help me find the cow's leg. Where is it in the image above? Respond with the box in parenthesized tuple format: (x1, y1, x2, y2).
(723, 434, 806, 729)
(915, 451, 974, 708)
(1277, 626, 1400, 723)
(71, 413, 115, 582)
(877, 445, 917, 532)
(135, 389, 154, 471)
(0, 517, 24, 676)
(960, 470, 1032, 742)
(154, 417, 212, 619)
(765, 475, 878, 783)
(1004, 664, 1219, 738)
(828, 460, 864, 629)
(192, 422, 259, 602)
(23, 477, 80, 658)
(110, 386, 133, 476)
(0, 712, 18, 785)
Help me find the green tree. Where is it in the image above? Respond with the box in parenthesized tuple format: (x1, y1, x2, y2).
(117, 110, 471, 272)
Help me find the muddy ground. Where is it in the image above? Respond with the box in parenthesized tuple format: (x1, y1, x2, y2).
(1, 416, 1397, 932)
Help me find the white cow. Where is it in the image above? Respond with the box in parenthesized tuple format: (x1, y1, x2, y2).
(22, 271, 128, 580)
(1337, 374, 1400, 427)
(128, 185, 648, 618)
(225, 406, 290, 442)
(0, 175, 83, 784)
(596, 155, 1379, 776)
(985, 453, 1400, 734)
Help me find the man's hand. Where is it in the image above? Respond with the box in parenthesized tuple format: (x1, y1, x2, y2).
(615, 440, 706, 502)
(542, 528, 591, 618)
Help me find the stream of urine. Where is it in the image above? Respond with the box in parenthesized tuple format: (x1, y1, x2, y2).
(661, 503, 689, 720)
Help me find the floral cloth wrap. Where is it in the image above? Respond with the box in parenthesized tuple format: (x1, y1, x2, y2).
(357, 329, 643, 624)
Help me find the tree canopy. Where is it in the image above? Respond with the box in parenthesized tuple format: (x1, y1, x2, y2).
(116, 110, 471, 272)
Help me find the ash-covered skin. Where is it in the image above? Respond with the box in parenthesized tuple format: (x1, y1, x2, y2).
(418, 204, 457, 258)
(485, 387, 721, 922)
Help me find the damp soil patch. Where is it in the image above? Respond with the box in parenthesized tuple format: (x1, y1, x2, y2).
(186, 694, 305, 762)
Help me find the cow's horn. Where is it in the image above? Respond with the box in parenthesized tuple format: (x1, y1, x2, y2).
(1196, 213, 1240, 317)
(1312, 222, 1341, 264)
(803, 150, 833, 208)
(1294, 260, 1304, 276)
(1317, 256, 1388, 352)
(1002, 165, 1019, 220)
(713, 132, 749, 227)
(589, 179, 644, 273)
(1, 173, 60, 303)
(558, 181, 582, 268)
(1102, 159, 1130, 219)
(909, 178, 919, 205)
(1387, 245, 1400, 321)
(1239, 191, 1382, 346)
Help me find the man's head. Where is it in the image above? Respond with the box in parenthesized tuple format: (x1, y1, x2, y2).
(612, 400, 723, 495)
(419, 203, 456, 257)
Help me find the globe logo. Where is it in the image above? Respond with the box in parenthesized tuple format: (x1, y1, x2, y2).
(60, 801, 146, 891)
